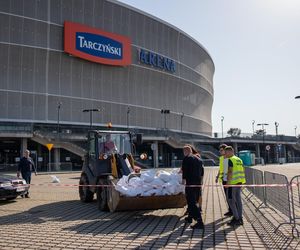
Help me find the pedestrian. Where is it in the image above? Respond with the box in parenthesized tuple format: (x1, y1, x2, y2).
(215, 144, 232, 216)
(17, 149, 37, 198)
(187, 144, 204, 212)
(182, 145, 204, 229)
(225, 146, 246, 226)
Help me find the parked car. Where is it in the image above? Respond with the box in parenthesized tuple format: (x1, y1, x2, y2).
(0, 175, 29, 201)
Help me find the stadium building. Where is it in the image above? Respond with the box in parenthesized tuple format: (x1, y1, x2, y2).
(0, 0, 215, 170)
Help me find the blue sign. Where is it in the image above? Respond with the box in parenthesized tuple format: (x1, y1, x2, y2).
(76, 32, 123, 60)
(139, 49, 176, 73)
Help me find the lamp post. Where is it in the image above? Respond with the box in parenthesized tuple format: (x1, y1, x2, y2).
(221, 116, 224, 139)
(295, 126, 298, 138)
(180, 112, 184, 133)
(252, 120, 255, 135)
(126, 106, 130, 129)
(275, 122, 279, 163)
(82, 109, 101, 129)
(257, 123, 269, 165)
(57, 102, 62, 140)
(161, 109, 170, 131)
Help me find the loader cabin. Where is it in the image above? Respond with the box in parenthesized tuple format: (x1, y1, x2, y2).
(86, 130, 137, 178)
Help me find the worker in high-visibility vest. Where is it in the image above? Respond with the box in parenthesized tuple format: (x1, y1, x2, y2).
(215, 144, 232, 217)
(225, 146, 246, 226)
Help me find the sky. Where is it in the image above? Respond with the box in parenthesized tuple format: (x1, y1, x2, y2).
(118, 0, 300, 136)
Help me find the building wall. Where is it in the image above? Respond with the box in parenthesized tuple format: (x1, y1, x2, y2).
(0, 0, 214, 136)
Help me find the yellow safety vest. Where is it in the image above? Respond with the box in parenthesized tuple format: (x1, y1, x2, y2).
(228, 155, 246, 185)
(218, 156, 224, 183)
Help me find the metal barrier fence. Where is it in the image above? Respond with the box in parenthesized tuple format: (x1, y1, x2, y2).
(253, 168, 265, 206)
(244, 167, 265, 207)
(290, 175, 300, 237)
(244, 167, 255, 195)
(264, 171, 291, 220)
(244, 168, 300, 237)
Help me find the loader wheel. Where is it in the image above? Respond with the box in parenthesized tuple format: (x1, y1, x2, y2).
(79, 174, 94, 202)
(97, 179, 109, 211)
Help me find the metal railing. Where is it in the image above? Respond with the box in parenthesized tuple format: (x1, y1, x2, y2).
(290, 175, 300, 237)
(264, 171, 292, 224)
(245, 168, 300, 237)
(244, 167, 265, 207)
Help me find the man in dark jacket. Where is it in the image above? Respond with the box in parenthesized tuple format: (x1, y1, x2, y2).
(17, 150, 37, 198)
(182, 145, 204, 230)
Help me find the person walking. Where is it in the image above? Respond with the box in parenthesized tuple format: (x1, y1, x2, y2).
(225, 146, 246, 226)
(17, 149, 37, 198)
(182, 145, 204, 230)
(215, 144, 232, 216)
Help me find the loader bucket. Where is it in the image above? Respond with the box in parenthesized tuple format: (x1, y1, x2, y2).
(106, 180, 186, 212)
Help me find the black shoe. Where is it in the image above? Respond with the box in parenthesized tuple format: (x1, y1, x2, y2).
(227, 218, 239, 226)
(224, 211, 233, 217)
(191, 222, 204, 229)
(25, 194, 30, 198)
(20, 194, 25, 198)
(237, 219, 244, 225)
(184, 217, 192, 223)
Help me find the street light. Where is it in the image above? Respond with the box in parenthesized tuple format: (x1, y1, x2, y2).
(295, 126, 298, 137)
(57, 102, 62, 140)
(275, 122, 279, 163)
(82, 108, 101, 128)
(180, 112, 184, 133)
(252, 120, 255, 135)
(126, 106, 130, 129)
(161, 109, 170, 131)
(257, 123, 269, 164)
(221, 116, 224, 139)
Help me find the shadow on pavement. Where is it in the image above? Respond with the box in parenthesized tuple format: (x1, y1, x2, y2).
(0, 200, 235, 249)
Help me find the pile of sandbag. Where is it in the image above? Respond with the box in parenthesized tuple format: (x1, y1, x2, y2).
(115, 169, 184, 197)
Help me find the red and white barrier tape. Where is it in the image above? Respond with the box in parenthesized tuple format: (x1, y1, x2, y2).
(15, 183, 300, 188)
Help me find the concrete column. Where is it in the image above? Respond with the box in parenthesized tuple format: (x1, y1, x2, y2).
(233, 142, 238, 153)
(20, 138, 28, 155)
(256, 143, 260, 158)
(152, 141, 159, 168)
(282, 144, 287, 163)
(291, 147, 295, 163)
(54, 148, 60, 171)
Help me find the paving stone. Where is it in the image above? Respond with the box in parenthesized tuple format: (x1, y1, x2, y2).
(3, 170, 299, 250)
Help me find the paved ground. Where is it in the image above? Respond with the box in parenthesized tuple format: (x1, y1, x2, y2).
(0, 167, 299, 249)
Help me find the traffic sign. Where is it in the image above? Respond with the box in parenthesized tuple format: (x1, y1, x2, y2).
(46, 143, 54, 151)
(266, 145, 271, 151)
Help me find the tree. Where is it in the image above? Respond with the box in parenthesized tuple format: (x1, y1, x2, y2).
(227, 128, 241, 137)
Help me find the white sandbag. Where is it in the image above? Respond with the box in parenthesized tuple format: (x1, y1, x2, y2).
(170, 169, 183, 184)
(164, 183, 177, 194)
(141, 183, 153, 192)
(117, 175, 128, 186)
(116, 169, 184, 197)
(50, 175, 60, 183)
(143, 189, 157, 196)
(115, 185, 129, 194)
(126, 187, 142, 197)
(150, 176, 165, 189)
(140, 169, 156, 183)
(157, 170, 172, 182)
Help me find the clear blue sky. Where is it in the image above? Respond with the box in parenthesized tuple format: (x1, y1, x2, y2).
(119, 0, 300, 136)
